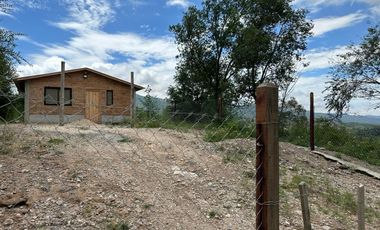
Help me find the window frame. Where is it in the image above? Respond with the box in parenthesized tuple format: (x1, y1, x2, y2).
(106, 90, 113, 106)
(44, 87, 72, 106)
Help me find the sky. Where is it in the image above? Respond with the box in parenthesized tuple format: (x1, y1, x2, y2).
(1, 0, 379, 115)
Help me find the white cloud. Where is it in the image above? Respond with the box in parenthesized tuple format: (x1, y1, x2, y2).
(128, 0, 148, 6)
(294, 0, 380, 19)
(11, 0, 48, 10)
(166, 0, 190, 8)
(16, 0, 179, 98)
(370, 4, 380, 16)
(299, 46, 350, 72)
(290, 75, 380, 115)
(312, 12, 367, 36)
(55, 0, 115, 31)
(0, 11, 14, 18)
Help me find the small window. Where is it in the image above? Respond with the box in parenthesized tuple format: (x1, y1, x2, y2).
(106, 90, 113, 106)
(44, 87, 72, 106)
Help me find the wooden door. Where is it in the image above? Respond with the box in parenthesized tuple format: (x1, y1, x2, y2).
(85, 91, 101, 123)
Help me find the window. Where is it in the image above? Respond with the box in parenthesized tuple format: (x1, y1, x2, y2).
(106, 90, 113, 106)
(44, 87, 72, 106)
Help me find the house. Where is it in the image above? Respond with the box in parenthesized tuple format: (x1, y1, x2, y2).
(14, 67, 144, 124)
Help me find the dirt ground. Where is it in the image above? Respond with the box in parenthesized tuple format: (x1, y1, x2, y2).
(0, 121, 379, 229)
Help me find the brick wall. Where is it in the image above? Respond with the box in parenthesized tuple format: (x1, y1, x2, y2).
(28, 70, 132, 116)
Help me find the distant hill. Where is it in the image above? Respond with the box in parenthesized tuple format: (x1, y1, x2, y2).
(135, 94, 168, 111)
(134, 95, 380, 125)
(313, 113, 380, 125)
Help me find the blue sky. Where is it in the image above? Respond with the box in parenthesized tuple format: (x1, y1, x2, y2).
(1, 0, 379, 115)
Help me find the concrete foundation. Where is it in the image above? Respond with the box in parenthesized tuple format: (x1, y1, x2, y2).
(28, 114, 128, 124)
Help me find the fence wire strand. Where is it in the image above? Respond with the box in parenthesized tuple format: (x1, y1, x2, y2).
(0, 91, 261, 229)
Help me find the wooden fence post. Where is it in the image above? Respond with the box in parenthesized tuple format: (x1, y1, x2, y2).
(218, 96, 222, 119)
(59, 61, 65, 126)
(256, 83, 279, 230)
(310, 92, 314, 151)
(357, 184, 365, 230)
(130, 72, 135, 122)
(299, 182, 312, 230)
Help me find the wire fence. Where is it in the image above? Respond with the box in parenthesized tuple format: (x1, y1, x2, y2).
(1, 89, 380, 229)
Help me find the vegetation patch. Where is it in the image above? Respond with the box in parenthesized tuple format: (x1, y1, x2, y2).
(106, 221, 130, 230)
(207, 210, 218, 219)
(222, 148, 254, 164)
(324, 186, 357, 214)
(282, 174, 316, 190)
(48, 138, 65, 145)
(118, 136, 132, 143)
(203, 120, 255, 142)
(0, 128, 15, 154)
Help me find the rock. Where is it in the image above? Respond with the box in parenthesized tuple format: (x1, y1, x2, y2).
(172, 166, 198, 179)
(322, 226, 331, 230)
(0, 192, 28, 208)
(4, 218, 13, 226)
(21, 169, 29, 173)
(223, 202, 232, 209)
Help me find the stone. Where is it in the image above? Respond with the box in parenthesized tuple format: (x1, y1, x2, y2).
(4, 218, 13, 226)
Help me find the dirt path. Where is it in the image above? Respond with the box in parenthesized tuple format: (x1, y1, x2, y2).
(0, 123, 379, 229)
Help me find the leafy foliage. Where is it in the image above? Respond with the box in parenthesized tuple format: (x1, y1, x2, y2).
(279, 97, 307, 138)
(168, 0, 239, 116)
(325, 25, 380, 117)
(233, 0, 312, 102)
(0, 0, 25, 121)
(168, 0, 312, 116)
(137, 85, 159, 120)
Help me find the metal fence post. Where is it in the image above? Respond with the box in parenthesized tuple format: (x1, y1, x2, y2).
(59, 61, 65, 126)
(256, 83, 279, 230)
(310, 92, 314, 151)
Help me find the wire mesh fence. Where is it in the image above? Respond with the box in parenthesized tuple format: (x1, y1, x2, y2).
(0, 90, 260, 229)
(1, 89, 380, 229)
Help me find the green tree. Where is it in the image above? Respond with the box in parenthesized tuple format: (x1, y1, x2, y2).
(325, 25, 380, 117)
(169, 0, 312, 116)
(139, 85, 159, 119)
(169, 0, 239, 116)
(279, 97, 307, 137)
(0, 0, 25, 120)
(233, 0, 312, 102)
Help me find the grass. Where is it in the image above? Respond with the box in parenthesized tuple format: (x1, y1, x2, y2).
(143, 203, 153, 209)
(222, 149, 254, 164)
(324, 186, 357, 214)
(279, 174, 380, 226)
(281, 174, 316, 190)
(0, 128, 15, 154)
(124, 111, 380, 166)
(48, 138, 65, 145)
(118, 136, 132, 143)
(203, 119, 255, 142)
(283, 118, 380, 166)
(208, 210, 218, 219)
(106, 221, 130, 230)
(122, 113, 256, 143)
